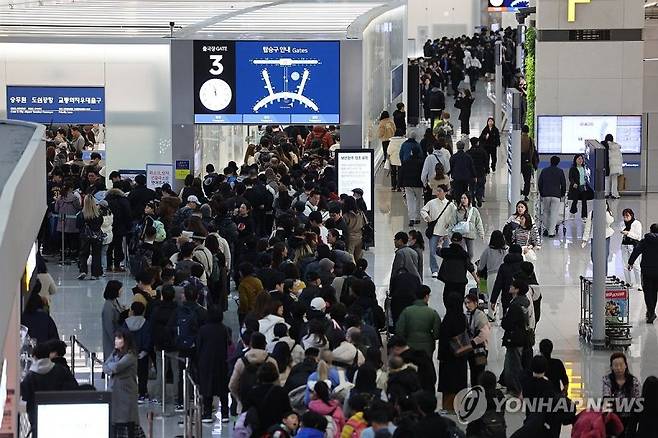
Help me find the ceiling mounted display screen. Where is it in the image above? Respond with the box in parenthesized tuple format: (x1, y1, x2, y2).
(487, 0, 529, 12)
(194, 40, 340, 125)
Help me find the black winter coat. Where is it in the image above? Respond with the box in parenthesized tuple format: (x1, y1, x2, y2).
(629, 233, 658, 273)
(413, 413, 453, 438)
(393, 109, 407, 137)
(127, 185, 156, 221)
(399, 348, 436, 389)
(21, 362, 79, 426)
(490, 253, 524, 309)
(150, 301, 177, 351)
(21, 310, 59, 344)
(437, 310, 468, 394)
(196, 322, 229, 398)
(449, 151, 476, 182)
(104, 190, 133, 235)
(284, 359, 317, 393)
(466, 146, 489, 177)
(387, 367, 421, 405)
(538, 165, 567, 199)
(438, 243, 474, 284)
(428, 88, 445, 111)
(480, 126, 501, 151)
(567, 166, 588, 200)
(399, 157, 425, 188)
(389, 271, 421, 325)
(455, 97, 474, 122)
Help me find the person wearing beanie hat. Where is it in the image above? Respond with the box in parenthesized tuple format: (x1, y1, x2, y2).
(490, 243, 525, 317)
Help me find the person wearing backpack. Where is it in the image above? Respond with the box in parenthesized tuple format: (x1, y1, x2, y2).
(167, 286, 207, 410)
(131, 270, 157, 318)
(465, 371, 506, 438)
(309, 381, 346, 438)
(228, 332, 279, 411)
(341, 393, 369, 438)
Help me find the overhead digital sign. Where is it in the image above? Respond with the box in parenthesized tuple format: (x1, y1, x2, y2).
(194, 40, 340, 125)
(6, 86, 105, 124)
(488, 0, 529, 12)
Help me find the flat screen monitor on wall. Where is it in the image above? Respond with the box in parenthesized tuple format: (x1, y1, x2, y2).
(194, 40, 340, 125)
(6, 86, 105, 124)
(537, 115, 642, 154)
(391, 64, 403, 101)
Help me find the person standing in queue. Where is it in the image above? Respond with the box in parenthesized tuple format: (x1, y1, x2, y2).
(76, 195, 104, 280)
(479, 117, 500, 172)
(628, 224, 658, 324)
(103, 329, 141, 437)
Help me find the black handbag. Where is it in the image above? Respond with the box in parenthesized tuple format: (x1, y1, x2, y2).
(425, 201, 450, 239)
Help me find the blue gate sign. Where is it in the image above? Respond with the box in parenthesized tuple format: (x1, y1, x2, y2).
(6, 86, 105, 124)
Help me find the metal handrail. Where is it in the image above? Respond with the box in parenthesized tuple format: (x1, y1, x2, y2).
(161, 352, 203, 438)
(69, 334, 108, 390)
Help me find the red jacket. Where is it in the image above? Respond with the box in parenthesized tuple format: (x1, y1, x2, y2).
(305, 126, 335, 149)
(571, 411, 624, 438)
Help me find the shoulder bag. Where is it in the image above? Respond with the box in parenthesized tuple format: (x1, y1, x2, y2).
(452, 207, 473, 235)
(425, 201, 451, 239)
(450, 330, 474, 357)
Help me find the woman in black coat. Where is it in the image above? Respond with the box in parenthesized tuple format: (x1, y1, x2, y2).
(567, 153, 591, 219)
(243, 362, 292, 436)
(196, 307, 230, 422)
(455, 89, 475, 136)
(438, 234, 477, 307)
(480, 117, 501, 172)
(437, 293, 468, 413)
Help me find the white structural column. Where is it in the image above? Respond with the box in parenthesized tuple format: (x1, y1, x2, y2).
(535, 0, 643, 117)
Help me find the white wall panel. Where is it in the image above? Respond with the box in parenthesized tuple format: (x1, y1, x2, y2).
(0, 43, 171, 175)
(407, 0, 479, 41)
(363, 6, 406, 150)
(538, 0, 642, 30)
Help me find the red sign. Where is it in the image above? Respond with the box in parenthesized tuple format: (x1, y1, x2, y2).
(605, 289, 628, 300)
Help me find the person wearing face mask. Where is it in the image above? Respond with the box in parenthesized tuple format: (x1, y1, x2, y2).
(103, 329, 140, 437)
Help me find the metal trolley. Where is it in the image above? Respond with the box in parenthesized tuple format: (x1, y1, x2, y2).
(579, 276, 632, 349)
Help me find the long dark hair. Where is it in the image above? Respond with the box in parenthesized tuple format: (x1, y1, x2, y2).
(114, 328, 137, 355)
(489, 230, 506, 250)
(572, 154, 584, 167)
(313, 381, 332, 404)
(380, 111, 390, 120)
(434, 162, 446, 181)
(408, 230, 425, 251)
(609, 352, 635, 398)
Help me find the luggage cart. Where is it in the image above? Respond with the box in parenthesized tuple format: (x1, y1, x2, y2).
(536, 196, 568, 238)
(579, 276, 632, 349)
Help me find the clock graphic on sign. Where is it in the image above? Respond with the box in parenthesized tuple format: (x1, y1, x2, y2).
(199, 78, 232, 111)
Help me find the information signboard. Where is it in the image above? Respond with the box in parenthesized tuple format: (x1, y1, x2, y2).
(6, 86, 105, 124)
(146, 163, 173, 190)
(336, 149, 374, 211)
(194, 40, 340, 124)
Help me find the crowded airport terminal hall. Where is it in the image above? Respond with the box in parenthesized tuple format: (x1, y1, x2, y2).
(0, 0, 656, 436)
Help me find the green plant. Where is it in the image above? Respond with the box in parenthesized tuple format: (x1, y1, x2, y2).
(525, 27, 536, 136)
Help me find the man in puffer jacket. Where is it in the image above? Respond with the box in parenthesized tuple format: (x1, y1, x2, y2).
(304, 126, 335, 150)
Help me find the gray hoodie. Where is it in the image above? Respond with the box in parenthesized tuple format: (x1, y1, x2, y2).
(124, 315, 146, 331)
(30, 358, 55, 375)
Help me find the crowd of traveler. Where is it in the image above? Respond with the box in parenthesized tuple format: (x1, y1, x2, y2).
(20, 27, 658, 438)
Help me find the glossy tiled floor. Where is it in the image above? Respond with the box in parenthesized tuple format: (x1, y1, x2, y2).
(44, 87, 658, 437)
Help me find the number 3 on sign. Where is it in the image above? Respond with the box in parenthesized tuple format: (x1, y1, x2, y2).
(209, 55, 224, 75)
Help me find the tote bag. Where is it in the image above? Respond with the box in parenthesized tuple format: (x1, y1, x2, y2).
(452, 207, 473, 235)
